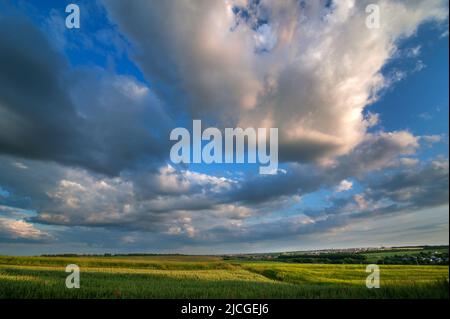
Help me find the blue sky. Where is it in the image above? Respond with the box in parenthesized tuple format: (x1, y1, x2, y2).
(0, 0, 448, 255)
(371, 23, 449, 152)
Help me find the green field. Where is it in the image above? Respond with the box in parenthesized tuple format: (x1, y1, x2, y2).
(363, 247, 449, 263)
(0, 256, 448, 299)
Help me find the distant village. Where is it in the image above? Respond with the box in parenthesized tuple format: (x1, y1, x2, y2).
(222, 245, 449, 265)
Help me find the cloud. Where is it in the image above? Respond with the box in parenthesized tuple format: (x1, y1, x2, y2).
(0, 16, 172, 176)
(337, 131, 420, 174)
(104, 0, 448, 164)
(205, 158, 449, 244)
(0, 17, 83, 164)
(336, 180, 353, 192)
(362, 158, 449, 209)
(225, 130, 422, 205)
(421, 134, 444, 145)
(0, 152, 447, 249)
(0, 156, 238, 235)
(0, 218, 52, 242)
(310, 158, 450, 220)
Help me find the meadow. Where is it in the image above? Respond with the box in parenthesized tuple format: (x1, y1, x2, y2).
(0, 255, 448, 299)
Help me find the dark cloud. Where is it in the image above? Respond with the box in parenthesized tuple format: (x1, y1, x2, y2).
(225, 130, 421, 205)
(361, 159, 449, 211)
(0, 16, 171, 176)
(305, 159, 449, 220)
(0, 17, 84, 164)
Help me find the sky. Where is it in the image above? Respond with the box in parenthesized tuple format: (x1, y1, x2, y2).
(0, 0, 449, 255)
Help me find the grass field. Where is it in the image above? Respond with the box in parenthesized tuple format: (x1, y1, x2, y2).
(0, 256, 448, 299)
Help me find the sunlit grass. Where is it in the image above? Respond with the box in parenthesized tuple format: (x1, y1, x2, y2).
(241, 263, 449, 286)
(0, 256, 448, 299)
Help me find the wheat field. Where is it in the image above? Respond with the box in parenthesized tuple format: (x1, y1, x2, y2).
(0, 256, 448, 299)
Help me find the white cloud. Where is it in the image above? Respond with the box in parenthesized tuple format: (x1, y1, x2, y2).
(336, 179, 353, 192)
(421, 134, 443, 144)
(0, 218, 52, 241)
(104, 0, 448, 165)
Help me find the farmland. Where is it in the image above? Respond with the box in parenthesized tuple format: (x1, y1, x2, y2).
(0, 255, 448, 299)
(228, 245, 449, 265)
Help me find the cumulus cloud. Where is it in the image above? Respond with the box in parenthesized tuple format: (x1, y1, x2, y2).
(104, 0, 448, 164)
(0, 218, 52, 242)
(0, 156, 239, 235)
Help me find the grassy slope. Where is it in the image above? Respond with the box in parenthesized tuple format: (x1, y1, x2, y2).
(0, 256, 448, 299)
